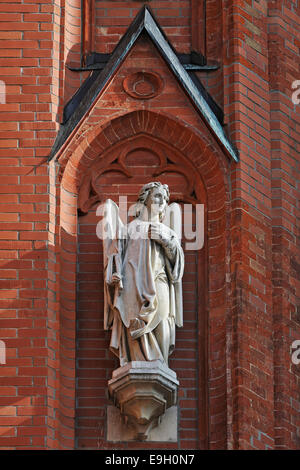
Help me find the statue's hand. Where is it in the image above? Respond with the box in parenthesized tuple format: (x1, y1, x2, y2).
(108, 272, 123, 289)
(149, 223, 174, 248)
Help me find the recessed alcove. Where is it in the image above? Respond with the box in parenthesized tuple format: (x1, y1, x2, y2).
(75, 134, 203, 448)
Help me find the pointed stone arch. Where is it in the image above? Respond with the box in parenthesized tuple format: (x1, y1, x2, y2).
(53, 110, 232, 449)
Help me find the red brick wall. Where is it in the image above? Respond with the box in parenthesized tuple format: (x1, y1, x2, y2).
(95, 0, 191, 54)
(64, 0, 89, 106)
(268, 0, 300, 450)
(223, 0, 300, 450)
(0, 0, 299, 450)
(0, 0, 58, 449)
(223, 0, 274, 449)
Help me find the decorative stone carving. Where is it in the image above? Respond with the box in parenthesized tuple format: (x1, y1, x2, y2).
(78, 135, 202, 214)
(107, 405, 178, 442)
(103, 182, 184, 367)
(108, 360, 179, 441)
(123, 71, 163, 100)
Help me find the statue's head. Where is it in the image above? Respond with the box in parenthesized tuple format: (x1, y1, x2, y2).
(135, 182, 169, 221)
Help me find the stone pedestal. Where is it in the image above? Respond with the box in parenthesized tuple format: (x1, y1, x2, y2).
(108, 360, 179, 441)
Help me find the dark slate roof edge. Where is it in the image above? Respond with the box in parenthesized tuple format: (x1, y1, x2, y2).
(62, 69, 102, 124)
(189, 72, 224, 125)
(49, 5, 239, 162)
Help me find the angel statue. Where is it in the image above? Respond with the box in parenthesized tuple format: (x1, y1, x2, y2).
(102, 182, 184, 367)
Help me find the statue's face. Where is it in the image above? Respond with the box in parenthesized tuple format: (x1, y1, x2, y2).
(146, 187, 167, 217)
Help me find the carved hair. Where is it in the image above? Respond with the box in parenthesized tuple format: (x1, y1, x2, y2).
(135, 182, 169, 220)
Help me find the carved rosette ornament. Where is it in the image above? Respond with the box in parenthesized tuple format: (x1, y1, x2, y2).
(123, 71, 163, 100)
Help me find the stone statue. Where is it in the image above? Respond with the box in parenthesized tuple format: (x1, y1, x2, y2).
(103, 182, 184, 367)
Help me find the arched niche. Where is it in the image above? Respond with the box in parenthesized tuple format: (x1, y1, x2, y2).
(56, 110, 231, 450)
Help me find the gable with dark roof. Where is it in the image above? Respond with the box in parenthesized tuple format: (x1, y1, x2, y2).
(49, 5, 238, 162)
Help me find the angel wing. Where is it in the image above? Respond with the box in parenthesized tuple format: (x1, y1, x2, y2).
(162, 202, 184, 328)
(99, 199, 125, 330)
(100, 199, 124, 259)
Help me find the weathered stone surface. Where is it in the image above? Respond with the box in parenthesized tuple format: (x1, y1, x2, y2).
(107, 405, 178, 442)
(108, 361, 179, 441)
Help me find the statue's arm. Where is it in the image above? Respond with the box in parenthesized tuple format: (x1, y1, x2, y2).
(105, 238, 123, 289)
(102, 198, 125, 289)
(149, 223, 183, 263)
(160, 233, 179, 261)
